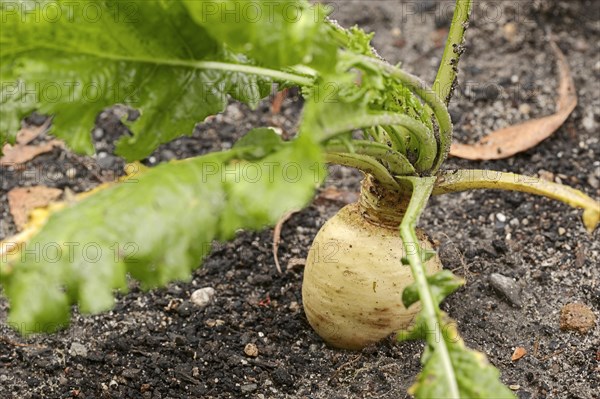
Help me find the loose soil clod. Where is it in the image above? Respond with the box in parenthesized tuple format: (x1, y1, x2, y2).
(559, 303, 597, 334)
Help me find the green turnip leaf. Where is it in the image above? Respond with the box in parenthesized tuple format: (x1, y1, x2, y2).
(402, 269, 465, 308)
(410, 322, 515, 399)
(1, 0, 335, 160)
(0, 134, 323, 333)
(182, 0, 337, 71)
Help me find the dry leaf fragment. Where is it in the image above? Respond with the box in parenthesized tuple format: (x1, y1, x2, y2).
(272, 209, 300, 274)
(0, 140, 63, 166)
(16, 120, 51, 145)
(0, 122, 61, 165)
(271, 88, 288, 114)
(450, 39, 577, 160)
(511, 346, 527, 361)
(8, 186, 63, 230)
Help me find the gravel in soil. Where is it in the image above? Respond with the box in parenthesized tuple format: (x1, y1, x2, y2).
(1, 1, 599, 398)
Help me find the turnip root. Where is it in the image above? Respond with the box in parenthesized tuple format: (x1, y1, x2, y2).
(302, 183, 442, 349)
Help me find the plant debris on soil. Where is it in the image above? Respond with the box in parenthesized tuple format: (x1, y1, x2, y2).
(1, 1, 599, 398)
(449, 39, 578, 160)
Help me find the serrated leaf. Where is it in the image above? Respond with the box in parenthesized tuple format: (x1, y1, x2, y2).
(183, 0, 337, 71)
(409, 321, 515, 399)
(337, 51, 434, 130)
(402, 269, 464, 308)
(340, 26, 376, 56)
(0, 0, 272, 160)
(0, 134, 323, 334)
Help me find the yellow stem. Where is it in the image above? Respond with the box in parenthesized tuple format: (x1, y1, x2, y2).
(432, 169, 600, 233)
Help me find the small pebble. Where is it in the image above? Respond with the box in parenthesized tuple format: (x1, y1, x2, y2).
(176, 300, 193, 317)
(65, 167, 77, 179)
(518, 103, 531, 115)
(226, 104, 245, 121)
(92, 128, 104, 140)
(161, 149, 176, 161)
(502, 22, 517, 42)
(582, 113, 595, 132)
(127, 108, 141, 121)
(509, 384, 520, 390)
(96, 154, 119, 170)
(558, 227, 566, 236)
(69, 342, 88, 358)
(244, 343, 259, 357)
(489, 273, 522, 307)
(538, 170, 555, 182)
(241, 383, 258, 393)
(289, 301, 300, 312)
(190, 287, 216, 308)
(205, 319, 225, 327)
(573, 38, 589, 52)
(588, 173, 599, 189)
(121, 368, 141, 379)
(496, 213, 507, 223)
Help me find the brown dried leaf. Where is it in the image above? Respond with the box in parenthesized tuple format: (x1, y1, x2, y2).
(1, 121, 60, 165)
(0, 140, 63, 166)
(450, 40, 577, 160)
(511, 347, 527, 361)
(16, 120, 51, 145)
(8, 186, 63, 230)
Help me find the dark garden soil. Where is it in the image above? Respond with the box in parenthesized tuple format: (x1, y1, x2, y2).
(1, 1, 599, 398)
